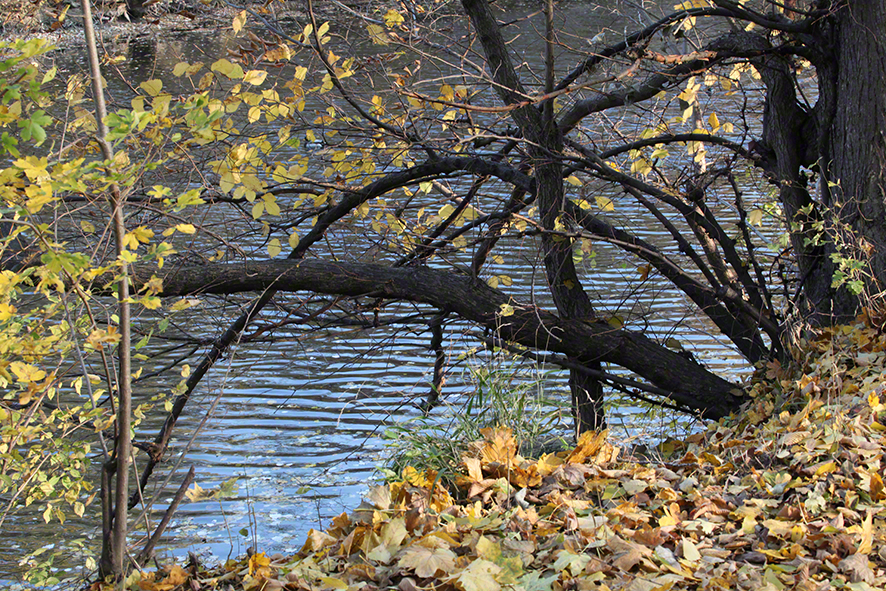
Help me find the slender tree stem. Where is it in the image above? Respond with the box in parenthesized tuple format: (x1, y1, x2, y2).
(81, 0, 131, 583)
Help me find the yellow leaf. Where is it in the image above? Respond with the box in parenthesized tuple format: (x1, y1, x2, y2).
(232, 10, 246, 32)
(566, 175, 582, 187)
(211, 59, 243, 79)
(249, 553, 271, 577)
(170, 298, 200, 312)
(367, 23, 389, 45)
(24, 182, 54, 213)
(10, 361, 46, 383)
(479, 427, 518, 464)
(243, 70, 268, 86)
(252, 201, 264, 219)
(813, 461, 836, 477)
(80, 220, 95, 233)
(0, 302, 15, 321)
(131, 226, 154, 244)
(747, 209, 764, 226)
(858, 511, 873, 554)
(267, 238, 282, 257)
(384, 9, 404, 26)
(595, 196, 615, 211)
(682, 538, 701, 563)
(175, 223, 196, 234)
(499, 303, 514, 317)
(319, 577, 348, 590)
(262, 194, 280, 216)
(173, 61, 191, 77)
(161, 566, 189, 587)
(185, 483, 211, 502)
(454, 559, 502, 591)
(139, 79, 162, 96)
(141, 296, 162, 310)
(288, 231, 300, 249)
(870, 472, 885, 501)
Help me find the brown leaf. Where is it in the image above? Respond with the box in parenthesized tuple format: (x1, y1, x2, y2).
(365, 485, 392, 509)
(839, 553, 875, 583)
(607, 535, 652, 572)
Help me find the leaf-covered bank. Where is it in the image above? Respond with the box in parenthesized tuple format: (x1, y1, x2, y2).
(126, 317, 886, 591)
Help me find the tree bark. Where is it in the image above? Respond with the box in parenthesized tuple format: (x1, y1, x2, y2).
(822, 0, 886, 316)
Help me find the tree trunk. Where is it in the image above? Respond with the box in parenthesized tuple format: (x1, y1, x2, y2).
(462, 0, 605, 432)
(823, 0, 886, 316)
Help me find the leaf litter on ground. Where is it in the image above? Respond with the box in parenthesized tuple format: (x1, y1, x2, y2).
(126, 318, 886, 591)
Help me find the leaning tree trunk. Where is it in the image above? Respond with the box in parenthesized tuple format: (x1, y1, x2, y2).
(821, 0, 886, 317)
(124, 259, 745, 420)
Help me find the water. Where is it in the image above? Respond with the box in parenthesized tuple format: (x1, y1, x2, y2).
(1, 0, 771, 581)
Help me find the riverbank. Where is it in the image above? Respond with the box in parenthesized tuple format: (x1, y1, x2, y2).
(0, 0, 377, 48)
(125, 316, 886, 591)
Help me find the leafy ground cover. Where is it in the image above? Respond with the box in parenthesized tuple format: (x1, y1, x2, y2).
(127, 317, 886, 591)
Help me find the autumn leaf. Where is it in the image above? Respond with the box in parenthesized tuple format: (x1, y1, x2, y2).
(243, 70, 268, 86)
(398, 545, 457, 578)
(478, 427, 519, 465)
(232, 10, 246, 32)
(453, 559, 501, 591)
(9, 361, 46, 383)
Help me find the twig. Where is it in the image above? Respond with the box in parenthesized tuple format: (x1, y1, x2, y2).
(135, 466, 195, 565)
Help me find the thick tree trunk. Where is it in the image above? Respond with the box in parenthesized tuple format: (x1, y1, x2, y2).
(128, 260, 745, 420)
(824, 1, 886, 315)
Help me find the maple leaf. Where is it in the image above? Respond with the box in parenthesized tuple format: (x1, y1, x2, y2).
(566, 430, 608, 464)
(365, 484, 392, 509)
(478, 427, 518, 465)
(839, 553, 875, 584)
(184, 483, 211, 502)
(517, 571, 559, 591)
(397, 545, 457, 578)
(534, 452, 564, 476)
(454, 559, 502, 591)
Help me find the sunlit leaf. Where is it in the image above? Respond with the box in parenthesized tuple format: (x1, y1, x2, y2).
(232, 10, 247, 32)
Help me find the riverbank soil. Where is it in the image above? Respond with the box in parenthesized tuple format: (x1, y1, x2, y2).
(125, 316, 886, 591)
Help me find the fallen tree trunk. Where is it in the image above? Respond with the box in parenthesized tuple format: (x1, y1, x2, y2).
(130, 259, 745, 419)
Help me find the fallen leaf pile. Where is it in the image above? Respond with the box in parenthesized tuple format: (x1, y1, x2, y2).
(129, 319, 886, 591)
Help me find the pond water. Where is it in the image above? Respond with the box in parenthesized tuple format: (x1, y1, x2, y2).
(2, 0, 772, 583)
